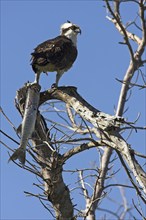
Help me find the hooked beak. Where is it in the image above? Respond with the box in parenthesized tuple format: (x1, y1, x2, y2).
(75, 27, 81, 35)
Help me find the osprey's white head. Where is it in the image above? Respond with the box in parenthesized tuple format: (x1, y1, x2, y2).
(60, 21, 81, 46)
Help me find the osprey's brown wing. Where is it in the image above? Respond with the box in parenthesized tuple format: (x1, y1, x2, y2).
(31, 35, 77, 73)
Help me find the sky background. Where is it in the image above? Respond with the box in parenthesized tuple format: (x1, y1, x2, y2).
(1, 1, 145, 220)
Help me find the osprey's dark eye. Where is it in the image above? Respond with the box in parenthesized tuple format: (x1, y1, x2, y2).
(71, 25, 81, 34)
(69, 25, 76, 30)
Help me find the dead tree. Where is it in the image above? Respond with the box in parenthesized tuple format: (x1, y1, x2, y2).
(1, 0, 146, 219)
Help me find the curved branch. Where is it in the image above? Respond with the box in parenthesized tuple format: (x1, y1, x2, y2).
(40, 86, 146, 197)
(63, 141, 102, 162)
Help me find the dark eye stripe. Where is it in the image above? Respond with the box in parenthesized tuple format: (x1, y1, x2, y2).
(62, 25, 77, 34)
(71, 26, 77, 30)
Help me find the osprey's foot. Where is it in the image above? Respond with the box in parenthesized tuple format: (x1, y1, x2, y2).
(51, 83, 57, 88)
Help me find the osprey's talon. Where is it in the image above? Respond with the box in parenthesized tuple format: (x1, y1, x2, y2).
(51, 83, 57, 88)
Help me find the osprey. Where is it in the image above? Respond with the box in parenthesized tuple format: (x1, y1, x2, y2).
(31, 21, 81, 86)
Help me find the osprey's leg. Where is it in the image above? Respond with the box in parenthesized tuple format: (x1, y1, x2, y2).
(34, 72, 41, 84)
(55, 71, 64, 87)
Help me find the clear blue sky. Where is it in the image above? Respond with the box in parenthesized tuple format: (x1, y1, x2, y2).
(1, 1, 145, 219)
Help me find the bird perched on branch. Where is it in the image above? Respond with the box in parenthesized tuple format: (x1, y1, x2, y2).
(31, 21, 81, 86)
